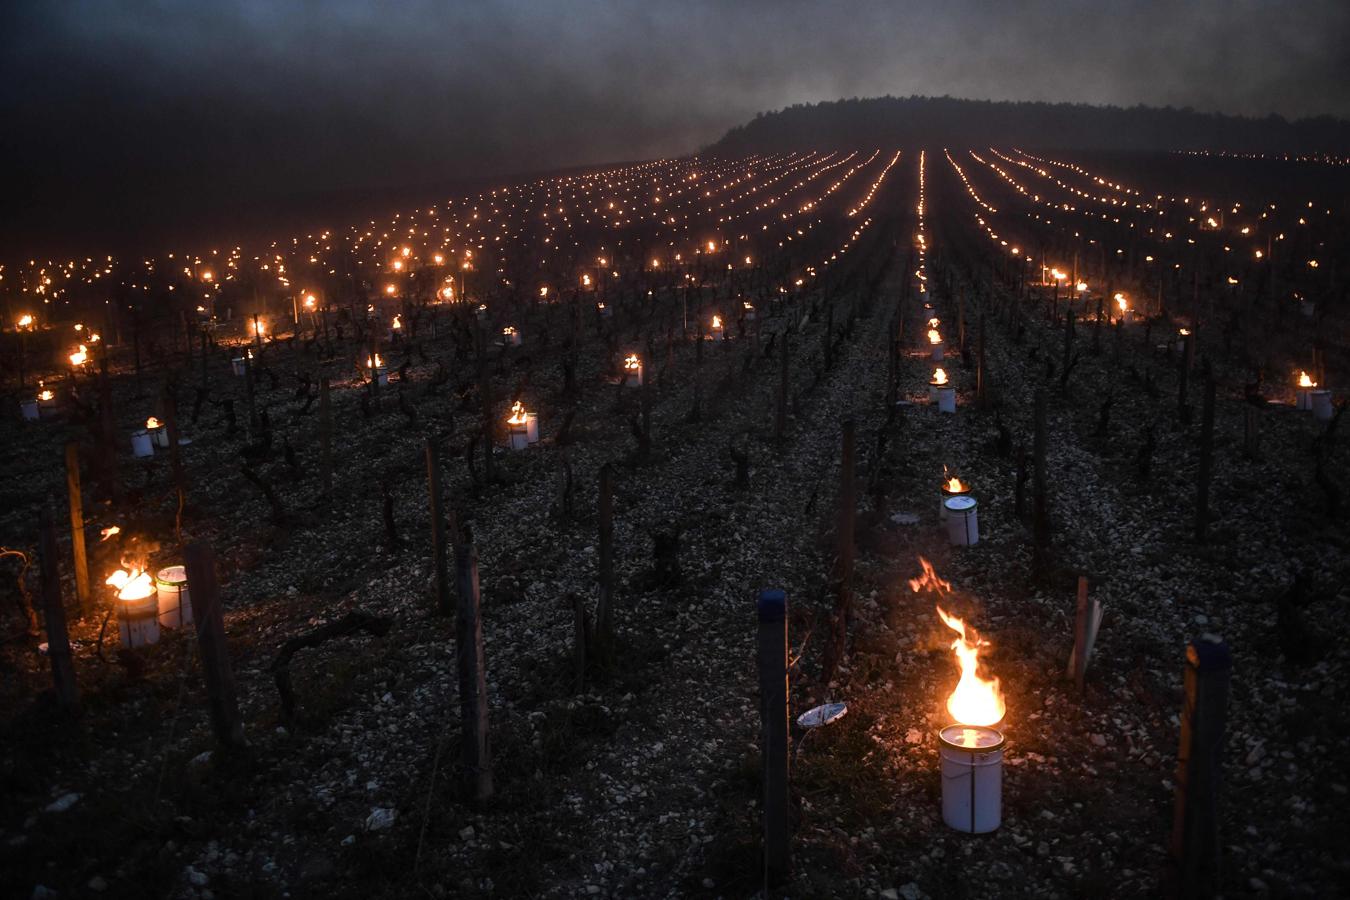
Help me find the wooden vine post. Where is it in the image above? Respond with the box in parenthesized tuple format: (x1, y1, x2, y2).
(426, 438, 452, 617)
(39, 509, 79, 713)
(595, 464, 615, 650)
(757, 588, 789, 887)
(1195, 362, 1216, 543)
(1169, 635, 1232, 898)
(63, 442, 90, 614)
(183, 541, 246, 749)
(454, 541, 493, 803)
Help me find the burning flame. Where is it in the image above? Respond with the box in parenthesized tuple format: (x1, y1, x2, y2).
(907, 556, 952, 596)
(304, 294, 317, 309)
(582, 274, 592, 287)
(1114, 292, 1128, 314)
(17, 314, 33, 328)
(711, 315, 723, 329)
(69, 344, 89, 366)
(932, 367, 948, 385)
(936, 606, 1005, 726)
(927, 328, 942, 345)
(99, 525, 121, 541)
(392, 315, 402, 330)
(503, 326, 517, 335)
(927, 317, 940, 328)
(944, 476, 968, 493)
(38, 389, 54, 401)
(624, 354, 640, 371)
(146, 416, 162, 429)
(367, 353, 384, 368)
(1298, 371, 1316, 388)
(507, 400, 528, 426)
(253, 319, 266, 337)
(106, 564, 154, 602)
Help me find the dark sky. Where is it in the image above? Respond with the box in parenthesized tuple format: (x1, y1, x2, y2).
(3, 0, 1348, 254)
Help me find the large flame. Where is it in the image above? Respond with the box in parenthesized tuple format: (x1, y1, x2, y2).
(927, 328, 942, 345)
(69, 344, 89, 366)
(1298, 371, 1316, 388)
(624, 354, 640, 371)
(1114, 292, 1128, 314)
(932, 367, 948, 385)
(507, 400, 528, 426)
(711, 314, 723, 329)
(936, 606, 1006, 726)
(106, 564, 154, 602)
(366, 353, 384, 368)
(944, 476, 968, 493)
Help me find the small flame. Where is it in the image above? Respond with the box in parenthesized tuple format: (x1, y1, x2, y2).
(1114, 292, 1128, 313)
(582, 274, 592, 287)
(503, 326, 517, 335)
(507, 400, 528, 425)
(936, 606, 1006, 726)
(106, 564, 154, 602)
(907, 556, 952, 596)
(367, 353, 384, 368)
(38, 389, 54, 401)
(99, 525, 121, 541)
(1298, 371, 1316, 388)
(624, 354, 640, 371)
(944, 476, 968, 493)
(927, 317, 940, 328)
(927, 328, 942, 345)
(711, 315, 723, 329)
(392, 314, 402, 330)
(932, 367, 948, 385)
(17, 314, 33, 328)
(743, 301, 754, 311)
(69, 344, 89, 366)
(146, 416, 162, 429)
(253, 319, 266, 336)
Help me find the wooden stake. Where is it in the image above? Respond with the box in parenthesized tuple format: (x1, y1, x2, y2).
(164, 381, 187, 508)
(454, 542, 493, 803)
(426, 438, 452, 617)
(39, 509, 79, 713)
(1169, 635, 1231, 899)
(1033, 387, 1051, 570)
(595, 464, 615, 649)
(1071, 576, 1089, 692)
(1195, 362, 1216, 543)
(572, 593, 588, 694)
(183, 541, 246, 749)
(1242, 405, 1260, 460)
(319, 377, 333, 499)
(777, 333, 788, 445)
(63, 442, 90, 614)
(757, 588, 789, 887)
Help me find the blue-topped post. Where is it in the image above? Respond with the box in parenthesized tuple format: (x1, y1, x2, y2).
(757, 589, 789, 887)
(1169, 634, 1231, 898)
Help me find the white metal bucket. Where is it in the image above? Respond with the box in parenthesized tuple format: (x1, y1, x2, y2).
(940, 488, 970, 521)
(119, 592, 161, 649)
(937, 385, 957, 414)
(624, 367, 643, 388)
(1296, 387, 1313, 411)
(130, 430, 154, 459)
(373, 366, 389, 387)
(506, 331, 522, 347)
(945, 496, 979, 546)
(231, 357, 247, 376)
(939, 724, 1004, 833)
(155, 565, 192, 629)
(526, 412, 539, 444)
(21, 399, 39, 421)
(149, 426, 170, 449)
(1311, 390, 1333, 421)
(508, 423, 529, 450)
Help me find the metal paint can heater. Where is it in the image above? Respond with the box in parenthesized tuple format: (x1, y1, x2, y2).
(939, 724, 1004, 833)
(373, 366, 389, 387)
(116, 579, 160, 649)
(944, 496, 979, 546)
(940, 481, 971, 521)
(936, 385, 957, 414)
(508, 419, 529, 450)
(21, 399, 39, 421)
(231, 357, 247, 376)
(130, 429, 155, 459)
(147, 418, 170, 449)
(1311, 390, 1333, 421)
(155, 565, 193, 630)
(526, 412, 540, 445)
(931, 343, 944, 362)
